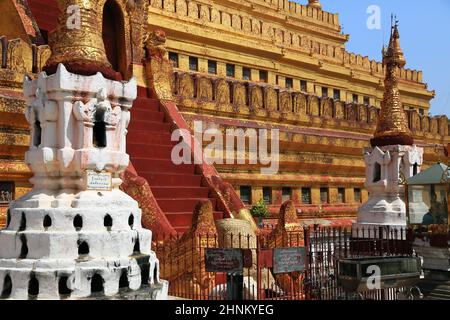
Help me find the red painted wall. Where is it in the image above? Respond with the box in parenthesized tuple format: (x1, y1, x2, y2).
(27, 0, 59, 36)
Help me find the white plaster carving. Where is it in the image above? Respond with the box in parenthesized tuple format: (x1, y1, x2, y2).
(0, 64, 167, 300)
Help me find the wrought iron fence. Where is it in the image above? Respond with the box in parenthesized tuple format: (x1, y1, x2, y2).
(154, 225, 413, 300)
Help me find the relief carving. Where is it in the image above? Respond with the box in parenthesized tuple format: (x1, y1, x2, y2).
(308, 95, 320, 116)
(262, 22, 274, 39)
(222, 12, 231, 27)
(279, 91, 292, 113)
(188, 1, 199, 19)
(215, 79, 230, 105)
(251, 19, 261, 35)
(346, 103, 357, 121)
(438, 116, 448, 136)
(321, 98, 333, 118)
(421, 116, 430, 133)
(242, 16, 251, 33)
(199, 5, 209, 22)
(293, 93, 307, 114)
(164, 0, 175, 12)
(232, 14, 241, 29)
(210, 8, 220, 23)
(144, 29, 173, 100)
(335, 101, 345, 119)
(197, 77, 213, 101)
(176, 0, 188, 16)
(358, 105, 368, 123)
(7, 39, 32, 73)
(265, 87, 278, 112)
(250, 85, 264, 110)
(369, 107, 378, 124)
(233, 82, 247, 108)
(430, 118, 439, 135)
(410, 111, 421, 131)
(150, 0, 162, 9)
(178, 73, 195, 99)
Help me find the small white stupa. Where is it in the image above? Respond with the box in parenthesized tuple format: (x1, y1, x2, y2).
(0, 64, 167, 299)
(354, 22, 424, 234)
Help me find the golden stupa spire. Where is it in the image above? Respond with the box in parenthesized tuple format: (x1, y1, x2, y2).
(308, 0, 322, 10)
(371, 16, 413, 147)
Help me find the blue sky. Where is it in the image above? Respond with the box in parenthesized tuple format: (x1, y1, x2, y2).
(294, 0, 450, 116)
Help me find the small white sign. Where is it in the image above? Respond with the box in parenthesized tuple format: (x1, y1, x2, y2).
(86, 171, 112, 191)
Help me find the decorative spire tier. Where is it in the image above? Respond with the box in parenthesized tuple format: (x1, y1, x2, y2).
(371, 21, 413, 147)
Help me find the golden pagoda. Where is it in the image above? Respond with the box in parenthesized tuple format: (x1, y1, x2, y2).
(371, 19, 414, 147)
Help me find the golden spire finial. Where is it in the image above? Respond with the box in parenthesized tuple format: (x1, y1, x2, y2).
(308, 0, 322, 10)
(371, 17, 413, 147)
(43, 0, 120, 80)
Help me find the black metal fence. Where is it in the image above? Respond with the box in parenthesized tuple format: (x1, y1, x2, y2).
(155, 225, 414, 300)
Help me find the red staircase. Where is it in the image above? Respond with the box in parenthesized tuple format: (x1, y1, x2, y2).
(127, 89, 224, 234)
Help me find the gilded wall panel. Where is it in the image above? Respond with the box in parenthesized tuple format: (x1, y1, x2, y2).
(279, 91, 292, 113)
(188, 1, 199, 19)
(293, 93, 306, 115)
(211, 8, 220, 23)
(197, 77, 213, 101)
(232, 82, 247, 109)
(215, 78, 230, 105)
(250, 85, 263, 111)
(178, 73, 195, 98)
(334, 101, 345, 119)
(308, 95, 319, 116)
(265, 87, 278, 112)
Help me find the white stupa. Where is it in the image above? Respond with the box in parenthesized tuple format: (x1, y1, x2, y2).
(0, 64, 167, 299)
(354, 22, 424, 235)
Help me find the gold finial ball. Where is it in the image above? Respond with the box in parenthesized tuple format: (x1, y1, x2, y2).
(308, 0, 322, 10)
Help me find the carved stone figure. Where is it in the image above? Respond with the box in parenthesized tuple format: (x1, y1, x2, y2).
(346, 103, 357, 121)
(279, 91, 292, 113)
(430, 118, 439, 134)
(321, 98, 334, 118)
(199, 5, 209, 22)
(250, 85, 263, 110)
(265, 87, 278, 112)
(242, 16, 251, 33)
(410, 111, 421, 131)
(197, 77, 213, 101)
(359, 105, 368, 123)
(251, 19, 261, 35)
(176, 0, 188, 16)
(178, 73, 195, 99)
(293, 93, 307, 115)
(369, 107, 378, 124)
(144, 29, 173, 100)
(222, 12, 231, 27)
(232, 14, 241, 29)
(188, 1, 199, 19)
(215, 79, 230, 105)
(335, 101, 345, 119)
(210, 8, 220, 23)
(421, 116, 430, 133)
(308, 95, 320, 116)
(233, 82, 247, 109)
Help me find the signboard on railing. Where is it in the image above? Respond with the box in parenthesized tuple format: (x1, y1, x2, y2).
(273, 247, 307, 274)
(205, 248, 244, 273)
